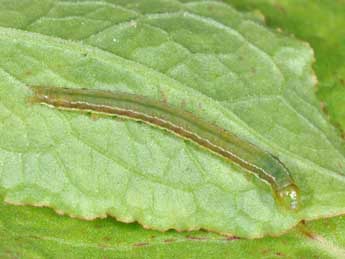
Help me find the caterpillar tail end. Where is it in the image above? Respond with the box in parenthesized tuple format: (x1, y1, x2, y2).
(277, 184, 300, 211)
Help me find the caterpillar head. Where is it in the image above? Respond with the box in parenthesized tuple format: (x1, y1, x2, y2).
(278, 184, 300, 211)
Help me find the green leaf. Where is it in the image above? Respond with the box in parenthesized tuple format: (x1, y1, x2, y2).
(0, 0, 344, 245)
(0, 0, 345, 258)
(229, 0, 345, 136)
(2, 199, 345, 259)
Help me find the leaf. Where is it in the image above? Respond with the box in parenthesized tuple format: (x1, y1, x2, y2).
(1, 198, 345, 259)
(0, 0, 344, 240)
(1, 0, 345, 257)
(230, 0, 345, 136)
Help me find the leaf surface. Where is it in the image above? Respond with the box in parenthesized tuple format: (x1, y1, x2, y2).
(0, 0, 345, 240)
(1, 200, 345, 259)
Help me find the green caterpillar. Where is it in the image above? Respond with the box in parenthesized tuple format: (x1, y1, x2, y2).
(30, 86, 300, 211)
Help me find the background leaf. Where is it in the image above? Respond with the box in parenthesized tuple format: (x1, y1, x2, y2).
(1, 0, 345, 257)
(1, 199, 345, 259)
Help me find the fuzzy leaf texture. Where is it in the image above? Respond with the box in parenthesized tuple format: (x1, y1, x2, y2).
(0, 0, 345, 247)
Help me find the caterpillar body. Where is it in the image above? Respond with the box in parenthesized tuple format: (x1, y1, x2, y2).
(30, 86, 300, 211)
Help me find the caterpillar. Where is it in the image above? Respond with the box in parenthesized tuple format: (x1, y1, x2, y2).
(30, 86, 300, 211)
